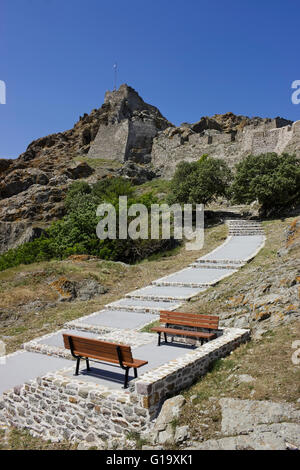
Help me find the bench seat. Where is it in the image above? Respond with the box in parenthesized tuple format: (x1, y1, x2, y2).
(63, 334, 147, 388)
(151, 310, 219, 346)
(152, 326, 216, 340)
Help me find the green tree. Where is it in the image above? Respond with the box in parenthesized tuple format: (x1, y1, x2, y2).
(169, 155, 232, 205)
(231, 153, 300, 214)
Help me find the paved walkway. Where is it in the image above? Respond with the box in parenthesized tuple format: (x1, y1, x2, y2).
(0, 220, 265, 393)
(0, 351, 72, 396)
(60, 341, 196, 389)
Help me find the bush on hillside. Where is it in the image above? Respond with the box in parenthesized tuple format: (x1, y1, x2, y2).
(168, 155, 232, 205)
(0, 177, 180, 271)
(230, 153, 300, 215)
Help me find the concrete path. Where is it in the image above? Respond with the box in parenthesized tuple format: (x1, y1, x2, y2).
(198, 235, 265, 263)
(0, 351, 72, 396)
(74, 309, 157, 330)
(126, 285, 205, 301)
(60, 341, 196, 390)
(107, 298, 181, 312)
(0, 219, 265, 394)
(153, 266, 236, 287)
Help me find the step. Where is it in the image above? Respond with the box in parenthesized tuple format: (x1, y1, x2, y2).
(195, 259, 245, 266)
(229, 232, 264, 236)
(226, 219, 261, 223)
(126, 285, 205, 301)
(66, 309, 158, 331)
(0, 351, 72, 396)
(106, 298, 181, 313)
(23, 329, 101, 359)
(152, 266, 236, 288)
(191, 262, 240, 270)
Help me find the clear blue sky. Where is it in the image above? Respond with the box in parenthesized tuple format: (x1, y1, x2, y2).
(1, 0, 300, 158)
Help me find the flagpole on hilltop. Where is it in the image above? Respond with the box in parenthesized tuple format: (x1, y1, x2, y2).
(113, 63, 117, 91)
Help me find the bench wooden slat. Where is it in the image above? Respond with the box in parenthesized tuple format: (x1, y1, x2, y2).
(160, 311, 219, 328)
(63, 334, 148, 387)
(151, 310, 219, 346)
(160, 318, 218, 329)
(63, 334, 134, 363)
(152, 326, 216, 339)
(160, 310, 218, 321)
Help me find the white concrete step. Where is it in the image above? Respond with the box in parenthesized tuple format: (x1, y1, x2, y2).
(106, 298, 181, 313)
(126, 285, 205, 301)
(191, 262, 240, 270)
(152, 266, 236, 288)
(195, 259, 245, 266)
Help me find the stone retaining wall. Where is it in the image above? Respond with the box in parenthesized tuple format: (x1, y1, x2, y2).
(0, 327, 250, 443)
(0, 373, 149, 443)
(134, 328, 250, 418)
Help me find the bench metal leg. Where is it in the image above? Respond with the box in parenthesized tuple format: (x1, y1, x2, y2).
(134, 368, 138, 378)
(86, 358, 90, 371)
(158, 332, 161, 346)
(75, 357, 81, 375)
(124, 367, 130, 389)
(164, 332, 167, 343)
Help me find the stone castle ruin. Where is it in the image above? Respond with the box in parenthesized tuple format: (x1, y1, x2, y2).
(151, 116, 300, 177)
(87, 84, 300, 178)
(87, 84, 172, 164)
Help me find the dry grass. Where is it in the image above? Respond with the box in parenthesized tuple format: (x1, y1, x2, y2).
(178, 320, 300, 443)
(0, 428, 77, 450)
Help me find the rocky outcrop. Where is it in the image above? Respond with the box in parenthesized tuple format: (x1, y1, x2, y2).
(50, 276, 107, 302)
(188, 398, 300, 450)
(143, 395, 189, 446)
(0, 222, 45, 254)
(116, 161, 158, 185)
(0, 159, 13, 176)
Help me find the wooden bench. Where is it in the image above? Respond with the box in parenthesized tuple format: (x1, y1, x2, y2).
(63, 334, 148, 388)
(151, 311, 219, 346)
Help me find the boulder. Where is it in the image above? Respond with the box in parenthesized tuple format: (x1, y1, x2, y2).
(117, 161, 158, 185)
(219, 398, 300, 436)
(143, 395, 186, 445)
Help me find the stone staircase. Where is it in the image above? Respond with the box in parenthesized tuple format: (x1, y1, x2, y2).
(1, 219, 266, 399)
(20, 219, 266, 355)
(227, 219, 264, 236)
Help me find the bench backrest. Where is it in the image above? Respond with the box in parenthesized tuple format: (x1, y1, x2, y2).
(63, 334, 133, 365)
(159, 311, 219, 330)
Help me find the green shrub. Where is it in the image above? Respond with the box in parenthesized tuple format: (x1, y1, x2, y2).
(169, 155, 232, 205)
(231, 153, 300, 214)
(0, 177, 178, 271)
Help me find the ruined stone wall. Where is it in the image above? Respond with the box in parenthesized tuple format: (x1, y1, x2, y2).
(125, 119, 159, 163)
(87, 120, 129, 161)
(151, 120, 300, 178)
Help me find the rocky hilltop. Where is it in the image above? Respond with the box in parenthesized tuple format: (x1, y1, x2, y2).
(0, 83, 299, 253)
